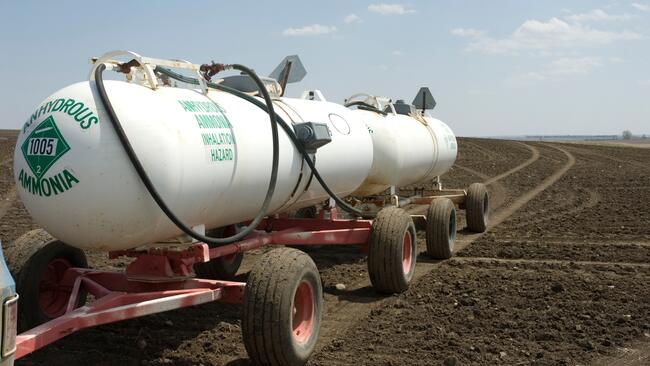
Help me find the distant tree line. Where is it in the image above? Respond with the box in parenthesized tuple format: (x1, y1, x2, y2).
(622, 130, 633, 140)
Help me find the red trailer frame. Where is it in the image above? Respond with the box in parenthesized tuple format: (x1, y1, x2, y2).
(13, 185, 488, 361)
(14, 209, 374, 359)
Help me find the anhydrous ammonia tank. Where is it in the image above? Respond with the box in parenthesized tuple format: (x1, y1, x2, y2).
(14, 64, 457, 252)
(352, 109, 457, 196)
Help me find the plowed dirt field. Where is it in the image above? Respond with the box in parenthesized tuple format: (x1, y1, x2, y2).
(2, 131, 648, 366)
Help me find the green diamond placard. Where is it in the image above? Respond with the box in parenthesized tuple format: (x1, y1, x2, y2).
(21, 116, 70, 179)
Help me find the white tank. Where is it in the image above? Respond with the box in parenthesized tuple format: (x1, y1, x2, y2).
(13, 81, 374, 251)
(351, 109, 457, 196)
(14, 65, 458, 252)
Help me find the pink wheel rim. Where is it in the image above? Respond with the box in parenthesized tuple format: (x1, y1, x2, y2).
(38, 258, 72, 318)
(402, 230, 413, 275)
(292, 280, 315, 344)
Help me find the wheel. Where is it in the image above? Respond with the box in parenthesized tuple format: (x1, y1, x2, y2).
(242, 247, 322, 366)
(426, 198, 457, 259)
(367, 207, 417, 294)
(194, 226, 243, 280)
(466, 183, 489, 233)
(5, 229, 87, 332)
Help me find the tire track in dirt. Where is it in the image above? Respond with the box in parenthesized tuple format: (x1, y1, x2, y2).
(452, 256, 650, 269)
(591, 341, 650, 366)
(506, 189, 600, 230)
(565, 144, 650, 172)
(458, 140, 533, 165)
(579, 143, 650, 366)
(429, 142, 540, 214)
(453, 145, 575, 249)
(491, 238, 650, 247)
(315, 144, 572, 351)
(452, 165, 508, 211)
(483, 142, 540, 185)
(460, 140, 498, 162)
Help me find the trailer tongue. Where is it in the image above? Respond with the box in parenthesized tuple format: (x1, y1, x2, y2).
(7, 51, 489, 365)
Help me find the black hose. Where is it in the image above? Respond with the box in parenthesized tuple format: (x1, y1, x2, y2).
(344, 100, 387, 116)
(94, 63, 280, 245)
(155, 67, 364, 217)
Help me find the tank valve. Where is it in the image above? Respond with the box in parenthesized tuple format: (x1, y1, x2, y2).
(200, 62, 228, 81)
(293, 122, 332, 154)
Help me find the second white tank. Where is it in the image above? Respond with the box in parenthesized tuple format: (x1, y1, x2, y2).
(351, 109, 457, 196)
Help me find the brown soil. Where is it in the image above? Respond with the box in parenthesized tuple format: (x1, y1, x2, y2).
(311, 260, 650, 366)
(2, 137, 649, 365)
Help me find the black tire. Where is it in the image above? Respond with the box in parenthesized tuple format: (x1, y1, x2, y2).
(194, 227, 243, 280)
(5, 229, 87, 332)
(242, 247, 322, 366)
(426, 198, 457, 259)
(367, 207, 417, 294)
(466, 183, 489, 233)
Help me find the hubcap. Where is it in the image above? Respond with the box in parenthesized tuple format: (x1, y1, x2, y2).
(38, 258, 73, 318)
(402, 230, 413, 275)
(292, 280, 315, 344)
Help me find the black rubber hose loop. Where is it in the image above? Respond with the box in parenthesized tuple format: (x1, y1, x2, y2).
(344, 101, 388, 116)
(95, 61, 365, 248)
(154, 66, 364, 217)
(94, 63, 280, 245)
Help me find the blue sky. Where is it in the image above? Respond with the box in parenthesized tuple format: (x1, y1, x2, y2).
(1, 1, 648, 136)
